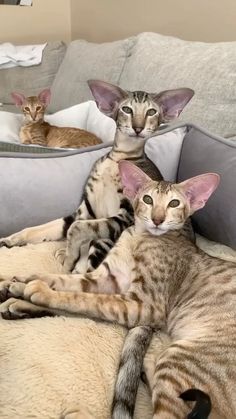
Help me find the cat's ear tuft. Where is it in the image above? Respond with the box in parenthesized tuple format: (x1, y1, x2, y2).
(152, 88, 194, 121)
(119, 160, 151, 200)
(38, 89, 51, 106)
(87, 80, 128, 118)
(179, 173, 220, 213)
(11, 92, 26, 107)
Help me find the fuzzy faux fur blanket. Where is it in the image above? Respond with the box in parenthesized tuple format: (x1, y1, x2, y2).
(0, 236, 236, 419)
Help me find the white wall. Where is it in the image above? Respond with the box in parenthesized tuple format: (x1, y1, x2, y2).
(71, 0, 236, 43)
(0, 0, 71, 44)
(1, 0, 236, 45)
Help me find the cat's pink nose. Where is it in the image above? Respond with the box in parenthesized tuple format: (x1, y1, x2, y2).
(152, 217, 164, 226)
(133, 127, 143, 135)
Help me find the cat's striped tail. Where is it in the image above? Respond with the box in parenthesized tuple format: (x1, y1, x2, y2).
(111, 326, 153, 419)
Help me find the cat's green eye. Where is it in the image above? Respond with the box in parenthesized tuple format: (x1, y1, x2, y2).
(36, 106, 42, 111)
(122, 106, 132, 114)
(146, 108, 157, 116)
(169, 199, 180, 208)
(24, 107, 30, 112)
(143, 195, 153, 205)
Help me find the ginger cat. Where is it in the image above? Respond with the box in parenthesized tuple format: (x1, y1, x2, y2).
(11, 89, 102, 149)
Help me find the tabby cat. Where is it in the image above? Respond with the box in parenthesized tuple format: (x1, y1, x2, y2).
(1, 81, 194, 278)
(12, 89, 102, 148)
(1, 161, 233, 419)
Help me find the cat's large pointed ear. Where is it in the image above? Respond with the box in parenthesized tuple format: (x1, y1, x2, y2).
(178, 173, 220, 213)
(38, 88, 51, 106)
(87, 80, 128, 118)
(152, 88, 194, 121)
(11, 92, 26, 107)
(119, 160, 151, 200)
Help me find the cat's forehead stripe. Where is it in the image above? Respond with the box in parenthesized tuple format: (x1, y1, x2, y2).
(156, 181, 172, 194)
(132, 91, 148, 103)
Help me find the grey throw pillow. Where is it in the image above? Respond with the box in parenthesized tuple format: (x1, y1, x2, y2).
(119, 32, 236, 138)
(0, 41, 66, 107)
(177, 125, 236, 249)
(48, 38, 134, 112)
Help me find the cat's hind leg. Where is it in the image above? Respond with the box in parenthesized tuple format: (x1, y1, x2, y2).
(150, 341, 214, 419)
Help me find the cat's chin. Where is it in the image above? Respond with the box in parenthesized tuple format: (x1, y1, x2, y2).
(147, 226, 167, 236)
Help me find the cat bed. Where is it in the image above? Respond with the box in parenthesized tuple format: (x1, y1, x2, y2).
(0, 105, 235, 248)
(0, 233, 236, 418)
(0, 100, 115, 152)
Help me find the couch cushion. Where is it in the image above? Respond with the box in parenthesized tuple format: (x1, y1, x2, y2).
(0, 41, 66, 108)
(119, 32, 236, 138)
(177, 125, 236, 249)
(48, 38, 134, 112)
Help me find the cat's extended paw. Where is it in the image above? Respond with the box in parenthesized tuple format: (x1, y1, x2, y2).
(0, 277, 19, 302)
(23, 279, 53, 306)
(0, 297, 54, 320)
(0, 275, 39, 302)
(0, 239, 13, 248)
(0, 234, 25, 248)
(0, 297, 33, 319)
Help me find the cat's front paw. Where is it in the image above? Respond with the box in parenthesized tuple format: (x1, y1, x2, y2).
(23, 279, 53, 306)
(0, 297, 53, 320)
(0, 277, 20, 302)
(0, 275, 39, 302)
(0, 297, 33, 319)
(0, 233, 25, 248)
(0, 238, 13, 248)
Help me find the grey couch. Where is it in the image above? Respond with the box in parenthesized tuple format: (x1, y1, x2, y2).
(1, 32, 236, 251)
(1, 32, 236, 139)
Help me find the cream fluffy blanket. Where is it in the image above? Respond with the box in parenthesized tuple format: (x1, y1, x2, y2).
(0, 236, 236, 419)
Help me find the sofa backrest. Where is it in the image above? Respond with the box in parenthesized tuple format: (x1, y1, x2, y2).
(2, 33, 236, 139)
(48, 37, 135, 112)
(119, 32, 236, 139)
(49, 33, 236, 139)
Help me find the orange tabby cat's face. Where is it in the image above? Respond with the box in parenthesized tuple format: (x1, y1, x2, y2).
(11, 89, 51, 124)
(21, 96, 46, 123)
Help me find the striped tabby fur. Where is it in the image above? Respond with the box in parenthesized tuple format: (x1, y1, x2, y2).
(0, 162, 233, 418)
(1, 80, 194, 277)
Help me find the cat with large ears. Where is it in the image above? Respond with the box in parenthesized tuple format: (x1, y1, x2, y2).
(11, 88, 102, 148)
(0, 164, 225, 419)
(88, 79, 194, 129)
(119, 159, 219, 211)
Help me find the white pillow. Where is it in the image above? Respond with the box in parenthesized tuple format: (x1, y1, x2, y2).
(0, 111, 23, 143)
(145, 127, 186, 182)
